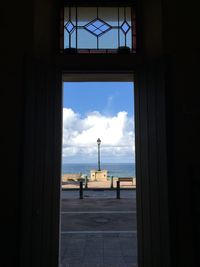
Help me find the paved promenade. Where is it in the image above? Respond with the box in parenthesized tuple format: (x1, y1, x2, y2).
(60, 189, 137, 267)
(62, 179, 136, 190)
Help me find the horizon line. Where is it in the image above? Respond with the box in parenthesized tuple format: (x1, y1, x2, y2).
(62, 162, 135, 164)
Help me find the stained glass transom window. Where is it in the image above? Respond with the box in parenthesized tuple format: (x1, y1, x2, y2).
(61, 6, 136, 53)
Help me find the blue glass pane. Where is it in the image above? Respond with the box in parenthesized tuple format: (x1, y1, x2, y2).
(85, 19, 111, 36)
(78, 29, 96, 48)
(100, 29, 118, 49)
(86, 25, 96, 32)
(93, 20, 104, 28)
(99, 24, 110, 31)
(67, 23, 73, 31)
(65, 21, 75, 33)
(93, 29, 102, 36)
(121, 21, 130, 34)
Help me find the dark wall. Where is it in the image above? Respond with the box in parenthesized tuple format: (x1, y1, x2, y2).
(2, 0, 199, 266)
(138, 0, 200, 265)
(1, 0, 34, 266)
(162, 2, 200, 266)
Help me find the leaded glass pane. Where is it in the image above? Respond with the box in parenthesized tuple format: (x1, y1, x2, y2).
(78, 29, 97, 49)
(63, 6, 135, 53)
(100, 29, 118, 49)
(98, 7, 118, 27)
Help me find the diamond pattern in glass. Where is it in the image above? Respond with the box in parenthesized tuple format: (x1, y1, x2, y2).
(65, 21, 75, 33)
(121, 21, 130, 34)
(84, 19, 111, 37)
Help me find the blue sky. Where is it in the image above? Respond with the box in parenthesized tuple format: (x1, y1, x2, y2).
(63, 82, 134, 116)
(62, 82, 135, 163)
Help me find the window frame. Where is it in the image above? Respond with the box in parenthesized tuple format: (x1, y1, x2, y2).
(60, 1, 136, 54)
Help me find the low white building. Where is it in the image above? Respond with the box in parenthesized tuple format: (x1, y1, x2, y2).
(90, 170, 108, 181)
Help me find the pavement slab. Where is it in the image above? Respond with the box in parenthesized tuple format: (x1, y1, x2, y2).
(60, 189, 138, 267)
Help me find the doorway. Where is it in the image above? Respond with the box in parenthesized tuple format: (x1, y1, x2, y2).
(59, 73, 138, 267)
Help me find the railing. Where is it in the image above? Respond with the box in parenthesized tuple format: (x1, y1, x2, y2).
(79, 177, 135, 199)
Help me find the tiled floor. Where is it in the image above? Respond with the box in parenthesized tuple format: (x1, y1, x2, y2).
(60, 233, 137, 267)
(60, 190, 137, 267)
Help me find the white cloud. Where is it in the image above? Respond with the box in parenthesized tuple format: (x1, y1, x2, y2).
(62, 108, 135, 163)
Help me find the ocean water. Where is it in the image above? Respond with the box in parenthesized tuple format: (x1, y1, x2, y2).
(62, 163, 135, 178)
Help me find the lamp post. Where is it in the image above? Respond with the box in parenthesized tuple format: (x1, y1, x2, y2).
(97, 138, 101, 171)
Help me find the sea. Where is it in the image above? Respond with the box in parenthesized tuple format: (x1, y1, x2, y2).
(62, 163, 135, 178)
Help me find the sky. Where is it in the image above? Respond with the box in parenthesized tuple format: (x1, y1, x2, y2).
(62, 82, 135, 163)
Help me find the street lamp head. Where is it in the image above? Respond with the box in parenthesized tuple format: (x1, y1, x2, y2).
(97, 138, 101, 145)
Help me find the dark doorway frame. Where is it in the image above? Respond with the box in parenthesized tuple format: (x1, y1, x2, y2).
(58, 67, 171, 267)
(60, 72, 137, 266)
(19, 56, 171, 267)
